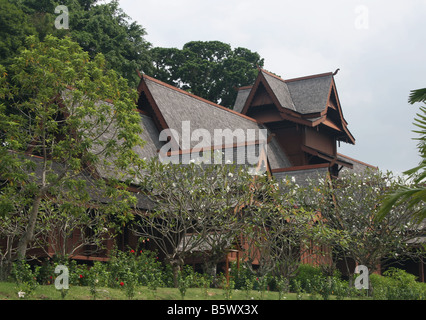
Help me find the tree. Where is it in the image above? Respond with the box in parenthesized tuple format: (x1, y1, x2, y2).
(131, 158, 253, 287)
(378, 88, 426, 222)
(36, 197, 114, 259)
(0, 0, 36, 66)
(149, 41, 264, 108)
(67, 0, 152, 87)
(0, 35, 144, 264)
(242, 175, 329, 290)
(9, 0, 152, 87)
(302, 169, 424, 289)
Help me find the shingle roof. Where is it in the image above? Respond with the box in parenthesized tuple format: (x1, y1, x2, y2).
(144, 76, 263, 149)
(337, 153, 378, 174)
(236, 70, 333, 116)
(272, 166, 330, 187)
(8, 151, 155, 210)
(234, 87, 251, 113)
(138, 75, 294, 172)
(286, 74, 332, 114)
(262, 71, 296, 112)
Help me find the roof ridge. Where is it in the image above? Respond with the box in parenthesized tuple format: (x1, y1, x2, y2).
(337, 153, 378, 169)
(142, 74, 260, 124)
(260, 69, 297, 112)
(260, 68, 287, 83)
(237, 85, 253, 91)
(284, 72, 333, 83)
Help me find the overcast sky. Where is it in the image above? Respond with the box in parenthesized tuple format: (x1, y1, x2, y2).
(119, 0, 426, 174)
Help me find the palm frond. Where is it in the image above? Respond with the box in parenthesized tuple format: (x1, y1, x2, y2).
(409, 88, 426, 104)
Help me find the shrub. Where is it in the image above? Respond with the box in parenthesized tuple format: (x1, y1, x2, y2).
(70, 262, 91, 286)
(371, 268, 426, 300)
(177, 268, 194, 300)
(34, 260, 55, 285)
(11, 260, 38, 298)
(107, 247, 165, 288)
(230, 262, 253, 290)
(291, 264, 323, 294)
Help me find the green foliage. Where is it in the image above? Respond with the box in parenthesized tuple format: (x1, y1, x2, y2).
(177, 265, 197, 300)
(303, 169, 423, 274)
(230, 262, 253, 290)
(291, 264, 323, 293)
(370, 268, 426, 300)
(219, 274, 235, 300)
(275, 276, 290, 300)
(10, 260, 38, 298)
(7, 259, 426, 300)
(149, 41, 264, 108)
(291, 264, 350, 300)
(8, 0, 152, 87)
(378, 88, 426, 222)
(134, 159, 253, 287)
(65, 0, 152, 87)
(0, 35, 144, 262)
(242, 276, 255, 299)
(0, 0, 36, 66)
(106, 248, 165, 289)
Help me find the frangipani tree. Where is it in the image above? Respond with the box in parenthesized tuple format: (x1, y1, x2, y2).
(302, 169, 424, 285)
(132, 158, 253, 287)
(242, 175, 332, 290)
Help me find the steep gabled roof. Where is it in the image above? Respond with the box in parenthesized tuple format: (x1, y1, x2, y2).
(141, 75, 263, 149)
(234, 86, 252, 113)
(136, 75, 293, 169)
(235, 69, 355, 144)
(286, 73, 333, 114)
(262, 71, 296, 112)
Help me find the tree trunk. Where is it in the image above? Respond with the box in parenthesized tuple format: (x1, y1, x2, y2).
(0, 259, 12, 281)
(170, 258, 183, 288)
(16, 195, 43, 260)
(0, 236, 14, 280)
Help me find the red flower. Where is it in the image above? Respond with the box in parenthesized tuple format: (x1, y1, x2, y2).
(79, 274, 84, 279)
(120, 282, 124, 287)
(130, 249, 135, 253)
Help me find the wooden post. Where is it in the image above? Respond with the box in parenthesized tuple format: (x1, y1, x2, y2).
(225, 253, 230, 285)
(237, 250, 240, 271)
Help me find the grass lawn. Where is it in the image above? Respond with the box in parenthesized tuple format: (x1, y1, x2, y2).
(0, 281, 340, 300)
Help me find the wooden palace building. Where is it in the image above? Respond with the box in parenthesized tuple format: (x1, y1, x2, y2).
(5, 67, 425, 282)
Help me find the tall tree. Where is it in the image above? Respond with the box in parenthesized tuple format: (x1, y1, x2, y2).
(149, 41, 264, 108)
(0, 35, 144, 262)
(68, 0, 152, 87)
(8, 0, 152, 87)
(0, 0, 36, 66)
